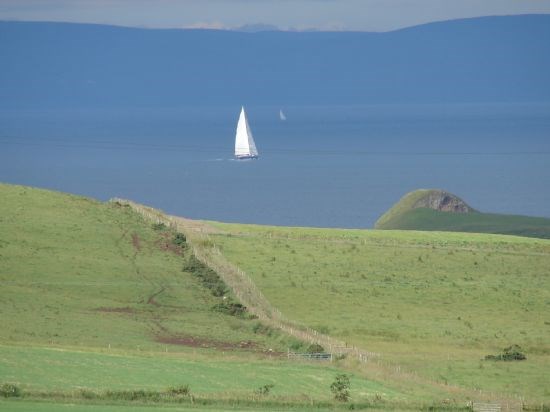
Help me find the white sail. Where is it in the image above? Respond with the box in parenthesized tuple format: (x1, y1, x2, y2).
(279, 109, 286, 121)
(235, 107, 258, 158)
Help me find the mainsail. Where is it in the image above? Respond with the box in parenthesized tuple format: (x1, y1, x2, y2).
(234, 107, 258, 159)
(279, 109, 287, 121)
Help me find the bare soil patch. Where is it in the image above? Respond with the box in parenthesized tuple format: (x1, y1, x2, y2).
(147, 287, 165, 307)
(156, 335, 257, 351)
(156, 232, 184, 255)
(131, 233, 141, 251)
(95, 307, 135, 314)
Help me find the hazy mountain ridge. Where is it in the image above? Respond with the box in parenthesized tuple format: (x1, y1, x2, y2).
(1, 14, 549, 108)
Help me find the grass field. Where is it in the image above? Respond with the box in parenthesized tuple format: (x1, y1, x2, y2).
(0, 345, 397, 400)
(2, 182, 549, 409)
(0, 183, 426, 409)
(208, 222, 550, 401)
(0, 400, 449, 412)
(0, 402, 344, 412)
(0, 403, 242, 412)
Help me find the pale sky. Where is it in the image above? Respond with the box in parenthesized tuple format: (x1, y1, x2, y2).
(1, 0, 550, 31)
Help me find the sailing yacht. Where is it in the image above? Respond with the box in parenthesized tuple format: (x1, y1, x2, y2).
(234, 106, 259, 159)
(279, 109, 287, 121)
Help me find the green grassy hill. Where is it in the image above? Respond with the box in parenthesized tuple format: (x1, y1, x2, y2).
(2, 182, 549, 410)
(0, 183, 292, 352)
(208, 221, 550, 402)
(375, 189, 550, 239)
(1, 183, 415, 410)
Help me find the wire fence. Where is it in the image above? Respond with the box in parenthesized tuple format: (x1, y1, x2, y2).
(471, 402, 502, 412)
(287, 351, 332, 362)
(110, 197, 380, 362)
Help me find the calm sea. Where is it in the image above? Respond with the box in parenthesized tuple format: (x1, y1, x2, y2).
(1, 103, 549, 228)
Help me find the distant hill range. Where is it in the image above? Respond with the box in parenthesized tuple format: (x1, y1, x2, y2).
(375, 189, 550, 239)
(1, 14, 550, 108)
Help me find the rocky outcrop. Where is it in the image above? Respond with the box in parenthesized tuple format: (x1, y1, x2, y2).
(411, 190, 475, 213)
(374, 189, 476, 229)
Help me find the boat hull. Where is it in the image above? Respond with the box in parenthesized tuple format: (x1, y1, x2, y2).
(235, 155, 259, 160)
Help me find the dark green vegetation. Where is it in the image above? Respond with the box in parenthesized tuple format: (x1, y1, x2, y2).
(1, 383, 21, 398)
(330, 374, 351, 402)
(209, 221, 550, 402)
(375, 189, 550, 239)
(484, 345, 527, 362)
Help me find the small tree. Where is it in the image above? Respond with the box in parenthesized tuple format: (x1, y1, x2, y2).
(173, 233, 187, 247)
(255, 384, 274, 396)
(330, 374, 350, 402)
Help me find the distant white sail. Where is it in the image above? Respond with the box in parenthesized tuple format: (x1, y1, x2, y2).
(235, 107, 258, 159)
(279, 109, 287, 121)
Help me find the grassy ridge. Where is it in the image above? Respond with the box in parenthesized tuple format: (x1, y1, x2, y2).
(0, 183, 294, 352)
(375, 207, 550, 239)
(208, 222, 550, 401)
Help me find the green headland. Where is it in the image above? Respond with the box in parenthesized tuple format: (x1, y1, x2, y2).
(375, 189, 550, 239)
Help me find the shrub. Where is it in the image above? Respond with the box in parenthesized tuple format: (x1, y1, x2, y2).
(78, 389, 98, 399)
(183, 256, 228, 297)
(306, 343, 325, 353)
(254, 384, 274, 396)
(183, 256, 251, 318)
(152, 222, 166, 231)
(485, 344, 526, 361)
(0, 383, 21, 398)
(167, 384, 190, 396)
(103, 389, 161, 401)
(173, 233, 187, 247)
(252, 322, 273, 336)
(330, 374, 350, 402)
(213, 301, 247, 317)
(288, 340, 305, 351)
